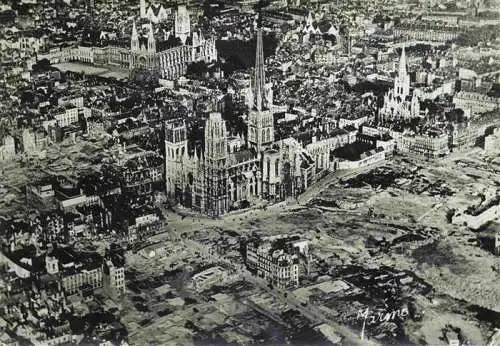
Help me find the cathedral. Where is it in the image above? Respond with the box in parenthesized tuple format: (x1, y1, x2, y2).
(127, 19, 216, 79)
(129, 3, 215, 79)
(165, 20, 316, 217)
(379, 46, 420, 121)
(68, 3, 216, 80)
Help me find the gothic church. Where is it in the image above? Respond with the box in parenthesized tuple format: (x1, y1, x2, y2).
(165, 20, 316, 217)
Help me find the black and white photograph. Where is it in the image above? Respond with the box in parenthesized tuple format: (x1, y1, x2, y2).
(0, 0, 500, 344)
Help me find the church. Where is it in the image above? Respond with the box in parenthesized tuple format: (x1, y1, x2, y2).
(127, 3, 216, 79)
(127, 19, 216, 79)
(379, 47, 420, 121)
(165, 20, 316, 217)
(67, 4, 216, 80)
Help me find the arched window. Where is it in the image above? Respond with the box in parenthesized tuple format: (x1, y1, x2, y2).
(275, 159, 279, 177)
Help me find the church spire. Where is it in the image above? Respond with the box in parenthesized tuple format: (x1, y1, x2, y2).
(148, 22, 156, 53)
(252, 11, 266, 112)
(140, 0, 146, 18)
(399, 45, 407, 77)
(131, 21, 139, 51)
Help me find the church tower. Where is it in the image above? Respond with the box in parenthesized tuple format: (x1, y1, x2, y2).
(204, 112, 229, 217)
(394, 45, 410, 100)
(247, 13, 274, 153)
(131, 21, 139, 52)
(165, 120, 188, 201)
(140, 0, 146, 18)
(175, 5, 191, 45)
(147, 23, 156, 53)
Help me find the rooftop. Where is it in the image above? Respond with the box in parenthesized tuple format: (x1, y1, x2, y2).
(332, 141, 376, 161)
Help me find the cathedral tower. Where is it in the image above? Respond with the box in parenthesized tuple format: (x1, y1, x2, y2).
(147, 23, 156, 53)
(247, 13, 274, 153)
(175, 5, 191, 45)
(204, 112, 229, 217)
(165, 120, 188, 200)
(131, 21, 139, 52)
(140, 0, 146, 18)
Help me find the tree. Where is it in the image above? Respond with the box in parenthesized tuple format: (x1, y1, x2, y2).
(32, 59, 52, 72)
(186, 61, 208, 77)
(456, 25, 500, 47)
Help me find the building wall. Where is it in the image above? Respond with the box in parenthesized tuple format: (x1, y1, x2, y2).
(64, 36, 217, 80)
(61, 268, 102, 295)
(104, 260, 125, 295)
(393, 27, 459, 42)
(335, 149, 386, 170)
(453, 203, 500, 230)
(453, 91, 500, 115)
(0, 251, 31, 279)
(396, 133, 450, 158)
(0, 136, 16, 161)
(338, 116, 368, 129)
(246, 244, 299, 289)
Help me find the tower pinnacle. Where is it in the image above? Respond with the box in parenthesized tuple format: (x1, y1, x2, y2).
(148, 22, 156, 53)
(399, 45, 407, 78)
(252, 13, 266, 112)
(131, 21, 139, 51)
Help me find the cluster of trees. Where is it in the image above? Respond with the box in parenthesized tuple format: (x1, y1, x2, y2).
(186, 61, 209, 77)
(216, 33, 278, 70)
(456, 25, 500, 47)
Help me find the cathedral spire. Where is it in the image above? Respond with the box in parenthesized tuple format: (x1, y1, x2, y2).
(140, 0, 146, 18)
(147, 22, 156, 53)
(253, 11, 266, 112)
(399, 45, 407, 77)
(132, 21, 138, 38)
(131, 21, 139, 51)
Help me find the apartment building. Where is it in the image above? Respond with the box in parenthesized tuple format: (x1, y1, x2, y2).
(246, 236, 308, 289)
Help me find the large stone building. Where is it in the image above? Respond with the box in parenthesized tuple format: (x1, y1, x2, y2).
(57, 6, 216, 80)
(245, 235, 308, 289)
(393, 23, 460, 42)
(165, 20, 316, 217)
(44, 249, 125, 296)
(453, 91, 500, 115)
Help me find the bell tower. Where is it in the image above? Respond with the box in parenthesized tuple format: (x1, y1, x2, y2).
(175, 5, 191, 44)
